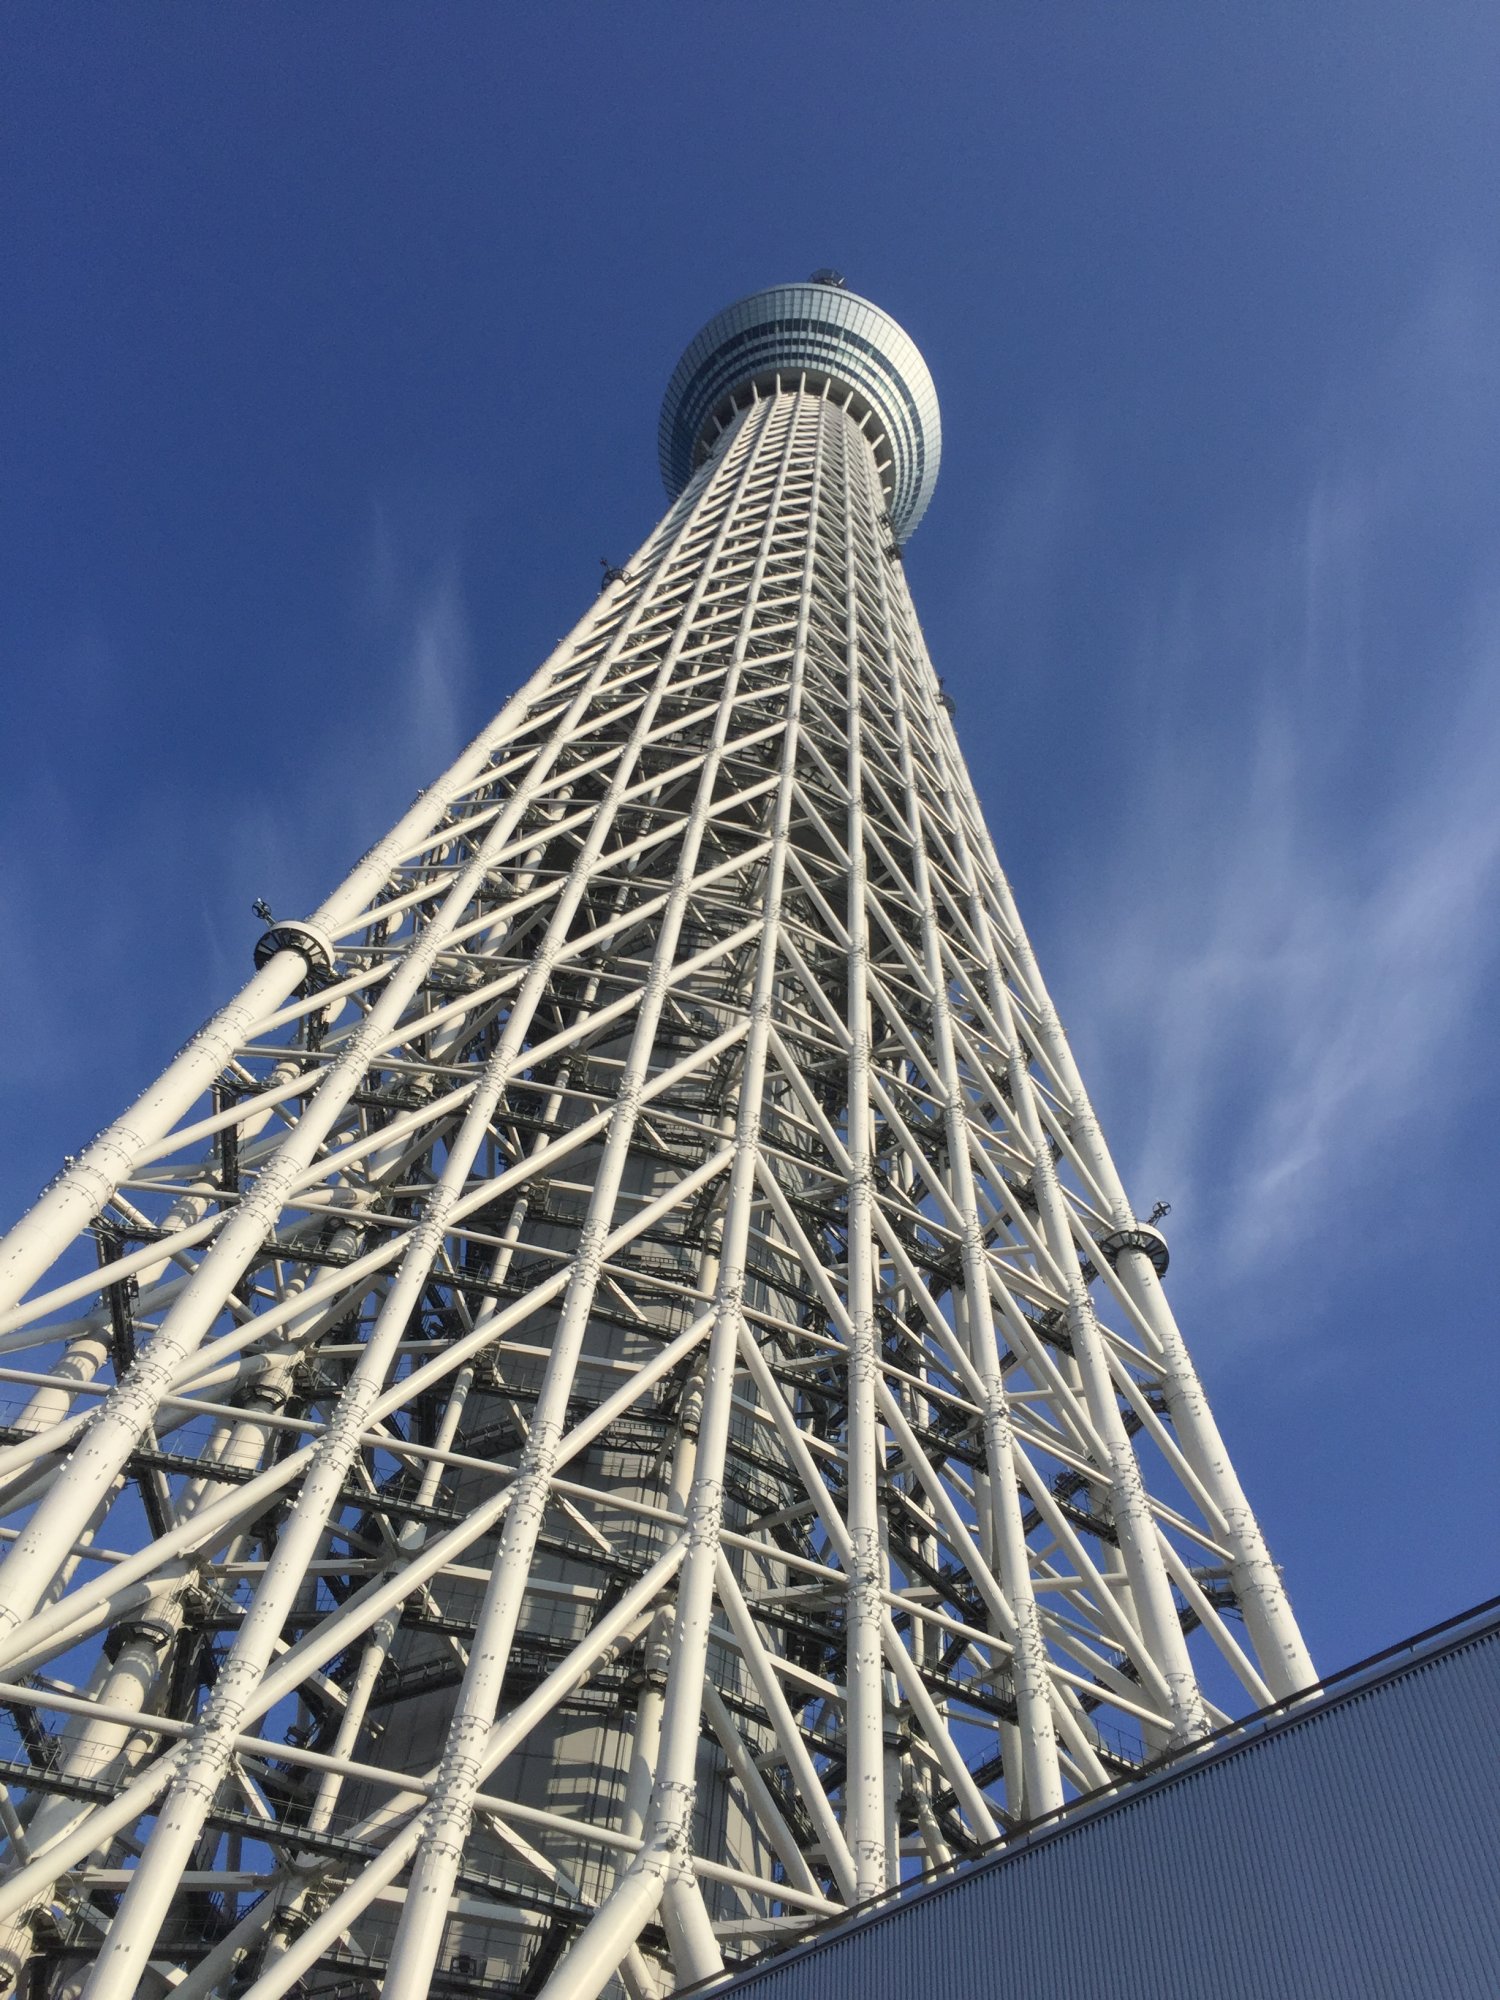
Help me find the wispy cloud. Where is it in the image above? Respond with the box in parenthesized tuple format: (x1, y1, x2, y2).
(0, 517, 479, 1100)
(972, 428, 1080, 658)
(1057, 267, 1500, 1338)
(198, 525, 477, 988)
(0, 519, 482, 1224)
(398, 563, 472, 785)
(358, 509, 475, 792)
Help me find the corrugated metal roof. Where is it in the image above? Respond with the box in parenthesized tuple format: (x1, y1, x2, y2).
(701, 1603, 1500, 2000)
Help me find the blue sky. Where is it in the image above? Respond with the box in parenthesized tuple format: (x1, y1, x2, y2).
(3, 5, 1497, 1678)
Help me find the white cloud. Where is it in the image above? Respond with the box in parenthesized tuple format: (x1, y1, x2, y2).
(0, 525, 478, 1129)
(969, 428, 1081, 655)
(219, 528, 477, 944)
(399, 564, 472, 789)
(1054, 269, 1500, 1338)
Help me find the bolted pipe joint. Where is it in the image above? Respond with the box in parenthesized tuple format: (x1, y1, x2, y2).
(252, 917, 336, 983)
(1098, 1222, 1171, 1278)
(102, 1616, 176, 1661)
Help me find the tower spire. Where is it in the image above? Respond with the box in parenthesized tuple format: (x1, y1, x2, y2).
(0, 284, 1310, 1999)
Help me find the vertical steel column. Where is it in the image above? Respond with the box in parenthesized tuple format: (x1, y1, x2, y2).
(533, 383, 828, 1997)
(379, 392, 801, 1995)
(832, 404, 892, 1900)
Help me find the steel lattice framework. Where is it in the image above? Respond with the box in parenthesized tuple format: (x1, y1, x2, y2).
(0, 281, 1312, 2000)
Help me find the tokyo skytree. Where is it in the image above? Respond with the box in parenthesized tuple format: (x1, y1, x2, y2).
(0, 279, 1312, 2000)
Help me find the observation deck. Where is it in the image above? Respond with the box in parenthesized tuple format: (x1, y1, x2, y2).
(659, 277, 942, 540)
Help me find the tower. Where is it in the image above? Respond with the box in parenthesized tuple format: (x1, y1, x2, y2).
(0, 279, 1312, 1999)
